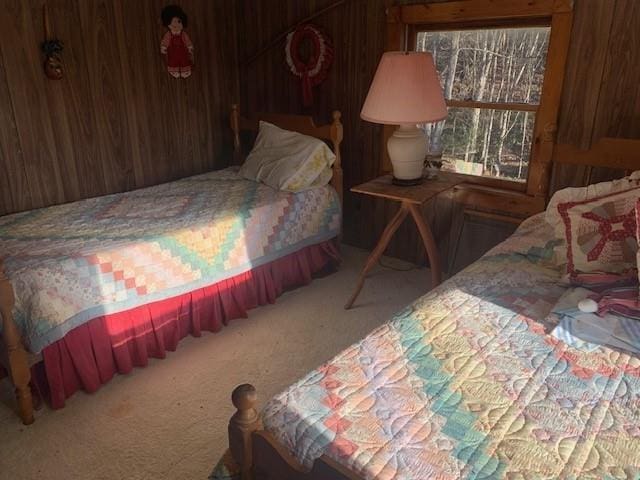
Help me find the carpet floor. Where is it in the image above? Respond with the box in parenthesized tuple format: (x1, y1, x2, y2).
(0, 245, 431, 480)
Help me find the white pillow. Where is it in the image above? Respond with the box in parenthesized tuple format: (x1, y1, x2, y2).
(239, 121, 335, 192)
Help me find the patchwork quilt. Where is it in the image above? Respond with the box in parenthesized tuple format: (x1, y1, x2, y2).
(255, 214, 640, 479)
(0, 168, 341, 354)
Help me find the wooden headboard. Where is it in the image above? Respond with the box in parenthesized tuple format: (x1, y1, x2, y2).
(553, 137, 640, 178)
(229, 104, 344, 203)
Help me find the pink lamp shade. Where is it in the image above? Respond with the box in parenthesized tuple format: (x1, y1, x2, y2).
(361, 51, 448, 125)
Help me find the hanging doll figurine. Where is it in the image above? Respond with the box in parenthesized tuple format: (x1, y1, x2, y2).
(160, 5, 194, 78)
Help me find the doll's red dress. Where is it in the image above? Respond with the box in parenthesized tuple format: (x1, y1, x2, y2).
(161, 31, 193, 76)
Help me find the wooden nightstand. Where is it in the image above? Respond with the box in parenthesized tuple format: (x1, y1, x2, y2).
(345, 171, 465, 309)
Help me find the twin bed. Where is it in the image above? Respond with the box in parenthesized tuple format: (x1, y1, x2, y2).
(0, 106, 343, 424)
(213, 139, 640, 479)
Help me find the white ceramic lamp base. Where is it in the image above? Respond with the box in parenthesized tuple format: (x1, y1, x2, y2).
(387, 124, 427, 183)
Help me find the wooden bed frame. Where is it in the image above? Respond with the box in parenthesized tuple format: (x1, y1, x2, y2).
(225, 136, 640, 480)
(0, 105, 343, 426)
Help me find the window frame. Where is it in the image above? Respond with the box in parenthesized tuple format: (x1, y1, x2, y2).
(383, 0, 574, 210)
(413, 21, 550, 191)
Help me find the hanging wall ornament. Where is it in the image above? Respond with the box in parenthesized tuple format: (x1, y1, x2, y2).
(160, 5, 194, 78)
(41, 5, 64, 80)
(285, 24, 333, 107)
(41, 39, 64, 80)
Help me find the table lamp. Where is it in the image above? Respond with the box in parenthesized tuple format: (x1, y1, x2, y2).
(361, 51, 447, 185)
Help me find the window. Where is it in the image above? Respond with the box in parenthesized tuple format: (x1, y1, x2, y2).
(416, 27, 551, 183)
(384, 0, 574, 206)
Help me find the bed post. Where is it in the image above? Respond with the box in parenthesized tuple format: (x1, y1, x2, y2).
(330, 110, 344, 205)
(229, 384, 261, 480)
(231, 103, 242, 165)
(0, 260, 34, 425)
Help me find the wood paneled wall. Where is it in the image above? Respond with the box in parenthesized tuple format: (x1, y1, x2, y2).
(0, 0, 239, 216)
(236, 0, 640, 265)
(553, 0, 640, 190)
(2, 1, 638, 266)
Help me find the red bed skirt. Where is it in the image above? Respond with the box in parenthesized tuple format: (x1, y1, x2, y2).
(31, 240, 340, 409)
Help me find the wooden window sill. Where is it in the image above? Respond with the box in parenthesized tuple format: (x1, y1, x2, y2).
(453, 182, 545, 218)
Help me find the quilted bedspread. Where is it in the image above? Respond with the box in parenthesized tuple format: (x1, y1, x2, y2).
(261, 214, 640, 479)
(0, 168, 340, 354)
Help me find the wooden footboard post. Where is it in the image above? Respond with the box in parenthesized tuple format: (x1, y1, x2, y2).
(0, 261, 34, 425)
(330, 110, 344, 205)
(229, 384, 261, 480)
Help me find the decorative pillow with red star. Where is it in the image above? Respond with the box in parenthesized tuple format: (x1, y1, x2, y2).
(546, 171, 640, 267)
(558, 187, 640, 280)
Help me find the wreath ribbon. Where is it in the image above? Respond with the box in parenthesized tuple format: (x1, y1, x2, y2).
(285, 24, 333, 107)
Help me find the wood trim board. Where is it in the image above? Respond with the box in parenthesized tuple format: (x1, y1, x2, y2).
(445, 99, 539, 113)
(526, 7, 574, 197)
(553, 137, 640, 171)
(395, 0, 572, 25)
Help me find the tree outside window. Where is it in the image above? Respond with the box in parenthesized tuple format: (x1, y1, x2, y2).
(416, 27, 550, 183)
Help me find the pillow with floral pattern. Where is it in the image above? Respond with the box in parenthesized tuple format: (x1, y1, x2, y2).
(558, 187, 639, 282)
(546, 171, 640, 266)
